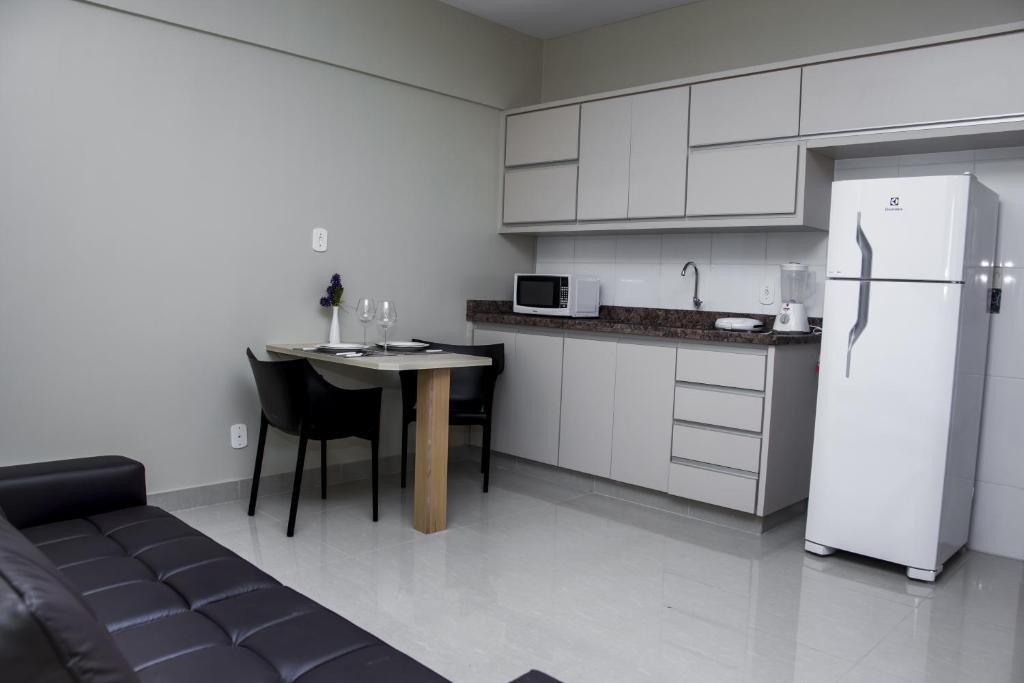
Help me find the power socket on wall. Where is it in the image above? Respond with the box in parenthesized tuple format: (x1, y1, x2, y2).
(230, 424, 248, 449)
(759, 280, 775, 305)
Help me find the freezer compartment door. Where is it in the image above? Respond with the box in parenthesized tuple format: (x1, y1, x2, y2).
(827, 176, 970, 282)
(806, 279, 962, 570)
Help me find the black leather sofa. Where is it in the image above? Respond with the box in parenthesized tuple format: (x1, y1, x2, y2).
(0, 456, 559, 683)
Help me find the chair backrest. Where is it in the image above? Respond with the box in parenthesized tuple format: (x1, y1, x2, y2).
(400, 341, 505, 409)
(246, 348, 309, 434)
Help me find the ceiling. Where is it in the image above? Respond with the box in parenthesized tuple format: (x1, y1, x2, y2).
(438, 0, 704, 39)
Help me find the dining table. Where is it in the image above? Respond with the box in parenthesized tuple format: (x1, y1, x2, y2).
(265, 343, 492, 534)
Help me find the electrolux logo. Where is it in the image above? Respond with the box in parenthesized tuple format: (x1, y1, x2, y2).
(885, 196, 903, 212)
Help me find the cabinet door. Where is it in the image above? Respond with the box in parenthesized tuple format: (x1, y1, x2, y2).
(628, 87, 689, 219)
(690, 69, 801, 145)
(577, 97, 632, 220)
(514, 331, 564, 466)
(686, 143, 799, 216)
(472, 327, 518, 455)
(611, 342, 675, 491)
(801, 33, 1024, 135)
(559, 337, 616, 476)
(505, 105, 580, 167)
(503, 166, 578, 224)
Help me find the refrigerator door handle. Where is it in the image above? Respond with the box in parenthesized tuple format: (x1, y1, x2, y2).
(846, 215, 873, 378)
(855, 212, 874, 279)
(846, 281, 870, 377)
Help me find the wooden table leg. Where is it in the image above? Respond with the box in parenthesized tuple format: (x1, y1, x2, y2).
(413, 367, 450, 533)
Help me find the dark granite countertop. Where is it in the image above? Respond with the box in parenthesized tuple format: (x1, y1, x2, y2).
(467, 301, 822, 346)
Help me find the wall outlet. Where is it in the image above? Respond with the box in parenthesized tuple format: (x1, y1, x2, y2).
(759, 280, 775, 305)
(312, 227, 328, 252)
(230, 424, 248, 449)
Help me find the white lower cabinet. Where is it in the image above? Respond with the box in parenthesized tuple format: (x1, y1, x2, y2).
(472, 326, 563, 465)
(472, 325, 818, 518)
(513, 331, 564, 466)
(668, 461, 758, 514)
(470, 327, 519, 456)
(558, 337, 616, 476)
(610, 341, 675, 491)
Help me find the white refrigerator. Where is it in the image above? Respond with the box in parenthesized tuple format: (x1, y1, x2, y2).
(804, 174, 999, 582)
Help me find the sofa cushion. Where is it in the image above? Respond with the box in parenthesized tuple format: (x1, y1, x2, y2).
(15, 505, 451, 683)
(0, 515, 140, 683)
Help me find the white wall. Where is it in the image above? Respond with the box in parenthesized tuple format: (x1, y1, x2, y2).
(536, 232, 827, 317)
(540, 0, 1024, 101)
(0, 0, 534, 493)
(93, 0, 542, 108)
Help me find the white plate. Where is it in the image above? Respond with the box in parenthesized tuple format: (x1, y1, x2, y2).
(376, 341, 429, 350)
(317, 342, 369, 351)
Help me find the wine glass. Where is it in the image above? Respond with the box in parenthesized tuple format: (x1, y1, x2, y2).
(377, 300, 397, 352)
(356, 298, 376, 345)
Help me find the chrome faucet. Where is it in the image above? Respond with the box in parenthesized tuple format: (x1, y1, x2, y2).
(681, 261, 702, 309)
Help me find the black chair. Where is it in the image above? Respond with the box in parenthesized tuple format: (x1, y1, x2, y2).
(398, 341, 504, 492)
(246, 348, 383, 536)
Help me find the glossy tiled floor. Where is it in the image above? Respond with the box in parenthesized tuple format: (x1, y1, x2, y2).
(174, 461, 1024, 683)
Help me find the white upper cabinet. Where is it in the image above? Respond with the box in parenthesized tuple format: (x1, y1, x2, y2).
(628, 87, 689, 219)
(503, 165, 578, 224)
(577, 98, 632, 220)
(504, 105, 580, 167)
(689, 69, 801, 146)
(801, 33, 1024, 135)
(686, 143, 799, 216)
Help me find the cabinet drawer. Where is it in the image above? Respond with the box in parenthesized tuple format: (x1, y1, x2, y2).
(676, 347, 765, 390)
(674, 386, 763, 432)
(690, 69, 801, 145)
(686, 144, 799, 216)
(672, 424, 761, 473)
(801, 33, 1024, 135)
(503, 166, 578, 224)
(505, 105, 580, 167)
(668, 461, 757, 513)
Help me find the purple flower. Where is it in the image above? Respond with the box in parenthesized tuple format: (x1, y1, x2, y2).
(319, 274, 344, 308)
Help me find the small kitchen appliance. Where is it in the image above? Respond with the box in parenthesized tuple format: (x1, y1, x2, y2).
(772, 262, 812, 333)
(513, 273, 600, 317)
(714, 317, 763, 331)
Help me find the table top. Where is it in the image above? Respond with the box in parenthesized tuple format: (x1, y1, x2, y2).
(266, 343, 492, 371)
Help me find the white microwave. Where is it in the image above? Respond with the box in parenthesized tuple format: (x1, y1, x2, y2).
(513, 273, 600, 317)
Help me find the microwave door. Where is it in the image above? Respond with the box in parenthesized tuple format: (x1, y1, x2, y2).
(516, 275, 567, 310)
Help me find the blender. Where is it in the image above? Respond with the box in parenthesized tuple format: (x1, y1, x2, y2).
(773, 262, 811, 333)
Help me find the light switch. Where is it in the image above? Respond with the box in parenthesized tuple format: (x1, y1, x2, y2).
(230, 424, 248, 449)
(312, 227, 328, 252)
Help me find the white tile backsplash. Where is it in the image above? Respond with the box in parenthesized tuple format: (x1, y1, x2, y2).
(535, 236, 573, 263)
(987, 269, 1024, 379)
(969, 482, 1024, 559)
(614, 236, 661, 263)
(661, 235, 711, 265)
(614, 263, 660, 307)
(573, 236, 616, 262)
(766, 232, 829, 266)
(977, 377, 1024, 489)
(710, 232, 767, 264)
